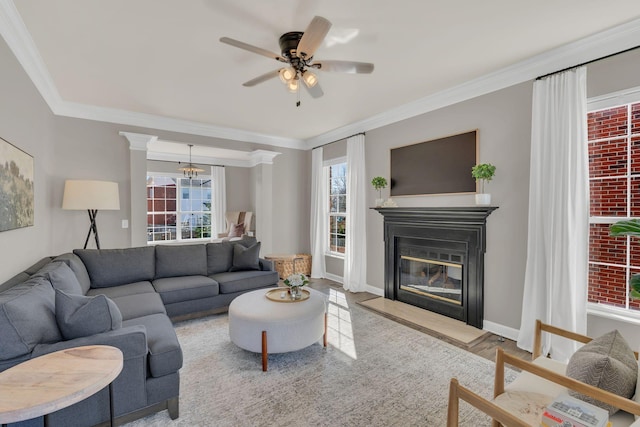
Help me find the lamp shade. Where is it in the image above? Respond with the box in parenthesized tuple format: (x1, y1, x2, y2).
(62, 180, 120, 210)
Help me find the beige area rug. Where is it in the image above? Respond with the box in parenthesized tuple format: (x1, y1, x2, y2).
(358, 297, 489, 348)
(124, 288, 516, 427)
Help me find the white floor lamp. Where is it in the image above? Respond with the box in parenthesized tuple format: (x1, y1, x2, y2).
(62, 180, 120, 249)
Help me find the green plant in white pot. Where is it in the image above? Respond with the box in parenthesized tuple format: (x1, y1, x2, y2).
(471, 163, 496, 205)
(371, 176, 388, 207)
(610, 219, 640, 299)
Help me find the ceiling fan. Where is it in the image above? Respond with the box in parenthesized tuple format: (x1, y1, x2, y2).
(220, 16, 374, 105)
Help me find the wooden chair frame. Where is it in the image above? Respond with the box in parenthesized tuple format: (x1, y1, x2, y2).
(447, 319, 640, 426)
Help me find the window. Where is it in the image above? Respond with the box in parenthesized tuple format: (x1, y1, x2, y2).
(147, 175, 212, 243)
(328, 161, 347, 255)
(588, 93, 640, 313)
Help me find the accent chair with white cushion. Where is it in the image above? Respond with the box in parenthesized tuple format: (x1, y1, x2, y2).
(218, 211, 254, 239)
(446, 320, 640, 427)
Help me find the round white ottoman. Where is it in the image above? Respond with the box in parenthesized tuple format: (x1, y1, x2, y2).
(228, 287, 327, 371)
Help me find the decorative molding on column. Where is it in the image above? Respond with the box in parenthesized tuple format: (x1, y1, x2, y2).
(119, 131, 156, 151)
(248, 150, 281, 166)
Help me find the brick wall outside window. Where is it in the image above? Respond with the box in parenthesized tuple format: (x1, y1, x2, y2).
(588, 101, 640, 311)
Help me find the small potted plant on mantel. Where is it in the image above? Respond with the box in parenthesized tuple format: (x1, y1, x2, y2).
(471, 163, 496, 205)
(371, 176, 388, 207)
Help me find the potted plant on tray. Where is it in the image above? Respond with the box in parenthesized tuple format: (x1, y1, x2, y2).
(371, 176, 388, 207)
(471, 163, 496, 205)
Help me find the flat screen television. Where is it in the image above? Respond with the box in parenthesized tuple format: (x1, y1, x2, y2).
(390, 130, 477, 196)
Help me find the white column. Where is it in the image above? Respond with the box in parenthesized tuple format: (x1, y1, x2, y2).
(119, 132, 157, 247)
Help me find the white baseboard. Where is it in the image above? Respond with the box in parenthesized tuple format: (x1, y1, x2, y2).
(324, 273, 343, 284)
(321, 274, 384, 297)
(364, 284, 384, 296)
(483, 320, 520, 342)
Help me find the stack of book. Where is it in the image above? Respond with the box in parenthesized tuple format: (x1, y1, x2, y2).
(540, 394, 610, 427)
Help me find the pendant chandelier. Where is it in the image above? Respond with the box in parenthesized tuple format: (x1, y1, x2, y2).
(178, 144, 205, 179)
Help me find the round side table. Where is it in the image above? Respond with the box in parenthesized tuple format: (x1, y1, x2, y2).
(0, 345, 123, 427)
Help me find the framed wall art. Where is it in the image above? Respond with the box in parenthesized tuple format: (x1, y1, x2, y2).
(0, 137, 34, 232)
(390, 130, 477, 196)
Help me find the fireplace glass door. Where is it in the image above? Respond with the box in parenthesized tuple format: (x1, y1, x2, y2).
(400, 256, 462, 305)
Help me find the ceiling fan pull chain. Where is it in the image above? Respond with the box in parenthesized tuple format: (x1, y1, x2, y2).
(296, 84, 301, 107)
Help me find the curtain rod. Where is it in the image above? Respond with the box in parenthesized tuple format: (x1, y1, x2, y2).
(536, 44, 640, 80)
(311, 132, 365, 150)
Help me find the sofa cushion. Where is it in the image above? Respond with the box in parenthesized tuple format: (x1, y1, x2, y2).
(122, 313, 183, 378)
(86, 281, 156, 299)
(55, 289, 122, 340)
(152, 276, 219, 305)
(32, 261, 83, 295)
(210, 270, 279, 294)
(229, 242, 261, 272)
(109, 292, 167, 321)
(53, 253, 92, 294)
(74, 247, 155, 288)
(155, 244, 207, 278)
(566, 330, 637, 414)
(206, 241, 234, 274)
(0, 278, 61, 360)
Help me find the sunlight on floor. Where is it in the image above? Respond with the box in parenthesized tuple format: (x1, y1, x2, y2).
(327, 288, 357, 359)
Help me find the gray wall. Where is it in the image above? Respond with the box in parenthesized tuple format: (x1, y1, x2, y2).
(365, 81, 533, 334)
(0, 35, 309, 283)
(362, 47, 640, 338)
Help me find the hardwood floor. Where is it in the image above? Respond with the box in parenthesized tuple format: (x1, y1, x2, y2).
(306, 278, 532, 364)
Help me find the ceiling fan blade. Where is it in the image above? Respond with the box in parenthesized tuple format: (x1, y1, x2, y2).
(312, 60, 374, 74)
(303, 80, 324, 98)
(220, 37, 287, 63)
(243, 69, 281, 87)
(296, 16, 331, 59)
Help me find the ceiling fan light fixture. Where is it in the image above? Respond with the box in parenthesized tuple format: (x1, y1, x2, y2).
(287, 78, 299, 93)
(279, 67, 296, 83)
(302, 71, 318, 88)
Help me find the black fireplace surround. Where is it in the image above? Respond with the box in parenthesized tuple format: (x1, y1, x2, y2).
(374, 207, 496, 329)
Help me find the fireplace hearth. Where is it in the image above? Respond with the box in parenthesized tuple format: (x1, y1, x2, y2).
(374, 207, 496, 329)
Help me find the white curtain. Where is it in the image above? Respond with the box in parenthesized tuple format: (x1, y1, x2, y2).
(343, 134, 368, 292)
(310, 148, 327, 278)
(517, 67, 589, 362)
(212, 166, 227, 238)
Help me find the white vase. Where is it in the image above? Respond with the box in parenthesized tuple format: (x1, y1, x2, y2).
(475, 194, 491, 205)
(375, 198, 384, 207)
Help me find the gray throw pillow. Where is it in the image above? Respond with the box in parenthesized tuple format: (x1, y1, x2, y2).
(229, 242, 261, 272)
(55, 289, 123, 340)
(0, 278, 61, 360)
(566, 330, 637, 414)
(32, 261, 84, 295)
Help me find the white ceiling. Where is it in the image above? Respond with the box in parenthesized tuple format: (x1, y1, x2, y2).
(3, 1, 640, 150)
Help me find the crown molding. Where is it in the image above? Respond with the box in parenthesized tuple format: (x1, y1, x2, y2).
(0, 0, 62, 111)
(121, 131, 281, 167)
(58, 101, 303, 149)
(304, 17, 640, 149)
(3, 0, 640, 152)
(0, 0, 304, 149)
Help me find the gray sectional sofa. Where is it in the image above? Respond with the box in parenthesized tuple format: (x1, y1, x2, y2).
(0, 236, 278, 427)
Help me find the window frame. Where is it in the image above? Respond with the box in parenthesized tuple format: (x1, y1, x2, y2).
(587, 85, 640, 323)
(325, 157, 347, 258)
(146, 172, 213, 244)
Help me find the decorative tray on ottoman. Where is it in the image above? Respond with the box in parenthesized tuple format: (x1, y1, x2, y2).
(265, 288, 310, 303)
